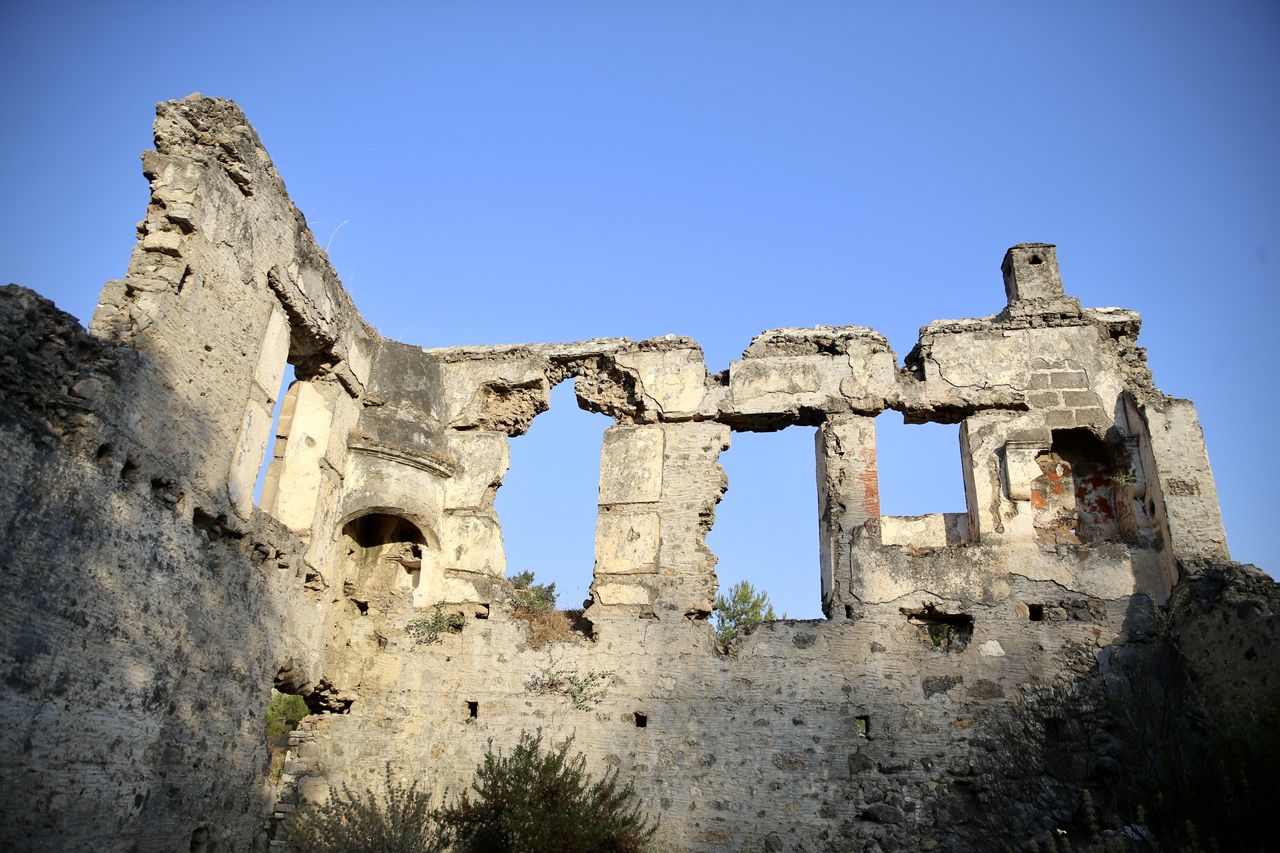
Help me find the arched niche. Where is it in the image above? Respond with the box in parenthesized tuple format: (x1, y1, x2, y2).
(335, 509, 440, 609)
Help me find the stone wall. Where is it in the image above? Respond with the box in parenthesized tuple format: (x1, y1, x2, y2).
(0, 96, 1274, 852)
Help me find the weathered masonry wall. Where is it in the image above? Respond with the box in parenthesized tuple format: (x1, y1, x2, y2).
(1, 95, 1274, 853)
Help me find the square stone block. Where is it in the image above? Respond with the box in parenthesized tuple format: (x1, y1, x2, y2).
(615, 348, 706, 417)
(598, 425, 664, 504)
(440, 512, 505, 576)
(443, 431, 509, 510)
(594, 580, 652, 606)
(594, 510, 660, 574)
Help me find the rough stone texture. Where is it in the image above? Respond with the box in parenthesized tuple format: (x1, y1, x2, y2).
(0, 284, 331, 851)
(1, 97, 1276, 853)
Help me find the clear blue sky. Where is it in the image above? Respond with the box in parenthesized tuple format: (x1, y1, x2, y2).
(2, 2, 1276, 615)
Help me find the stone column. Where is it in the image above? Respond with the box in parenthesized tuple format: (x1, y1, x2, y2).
(591, 422, 730, 621)
(815, 415, 879, 613)
(262, 379, 342, 533)
(592, 425, 665, 613)
(1133, 397, 1229, 565)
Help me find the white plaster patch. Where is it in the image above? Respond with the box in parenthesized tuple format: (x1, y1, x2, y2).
(979, 640, 1006, 657)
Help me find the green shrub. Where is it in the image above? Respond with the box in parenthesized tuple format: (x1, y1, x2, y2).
(712, 580, 778, 645)
(435, 730, 657, 853)
(287, 765, 442, 853)
(406, 604, 466, 645)
(266, 692, 310, 746)
(508, 570, 557, 612)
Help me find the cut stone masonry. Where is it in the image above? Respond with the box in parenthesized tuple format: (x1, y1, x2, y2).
(1, 95, 1272, 853)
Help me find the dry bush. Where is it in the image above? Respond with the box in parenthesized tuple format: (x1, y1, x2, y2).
(505, 570, 591, 648)
(514, 607, 590, 649)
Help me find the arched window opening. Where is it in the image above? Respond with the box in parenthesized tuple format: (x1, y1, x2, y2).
(708, 426, 822, 622)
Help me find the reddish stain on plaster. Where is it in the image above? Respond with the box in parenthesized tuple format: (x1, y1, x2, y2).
(857, 449, 881, 518)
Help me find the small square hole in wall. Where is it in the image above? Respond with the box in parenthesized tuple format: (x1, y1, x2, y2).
(634, 712, 648, 728)
(845, 605, 855, 619)
(466, 701, 478, 719)
(855, 715, 870, 737)
(1027, 603, 1044, 622)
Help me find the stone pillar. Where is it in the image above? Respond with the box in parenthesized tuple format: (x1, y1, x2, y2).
(1134, 397, 1229, 565)
(591, 422, 730, 621)
(652, 422, 731, 619)
(815, 415, 879, 613)
(592, 425, 665, 612)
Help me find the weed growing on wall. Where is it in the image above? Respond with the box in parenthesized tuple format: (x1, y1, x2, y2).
(406, 604, 465, 645)
(506, 570, 591, 648)
(435, 730, 657, 852)
(266, 692, 310, 746)
(525, 662, 615, 710)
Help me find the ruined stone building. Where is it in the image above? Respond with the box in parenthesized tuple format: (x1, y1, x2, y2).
(1, 96, 1276, 852)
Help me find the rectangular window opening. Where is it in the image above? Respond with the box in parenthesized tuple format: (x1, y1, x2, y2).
(255, 362, 297, 509)
(901, 604, 974, 653)
(855, 715, 870, 737)
(1027, 603, 1045, 622)
(495, 380, 610, 613)
(466, 701, 478, 719)
(708, 427, 822, 621)
(874, 414, 971, 547)
(633, 712, 648, 728)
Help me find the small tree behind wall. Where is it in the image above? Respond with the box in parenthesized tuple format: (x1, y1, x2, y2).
(712, 580, 779, 645)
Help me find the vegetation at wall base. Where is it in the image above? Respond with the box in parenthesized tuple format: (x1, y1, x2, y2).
(434, 730, 657, 852)
(286, 732, 656, 852)
(286, 765, 441, 853)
